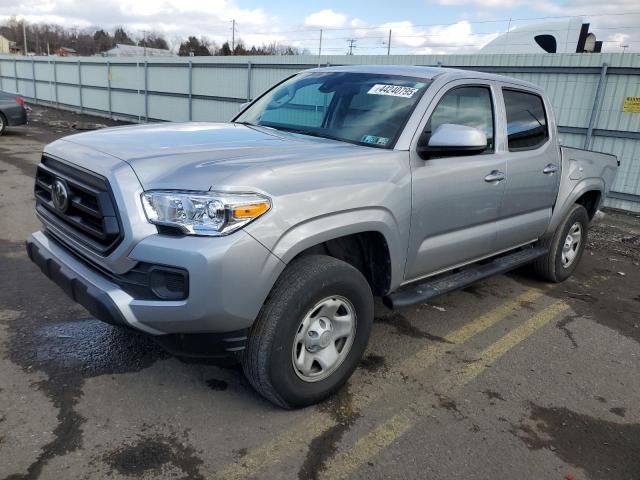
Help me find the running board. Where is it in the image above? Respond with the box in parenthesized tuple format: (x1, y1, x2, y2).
(383, 247, 548, 309)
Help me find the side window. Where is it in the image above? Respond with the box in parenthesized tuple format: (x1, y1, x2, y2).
(503, 89, 549, 151)
(424, 86, 494, 151)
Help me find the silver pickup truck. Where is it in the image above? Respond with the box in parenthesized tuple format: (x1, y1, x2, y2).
(26, 65, 618, 408)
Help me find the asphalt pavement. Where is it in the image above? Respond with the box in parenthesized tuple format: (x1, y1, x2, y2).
(1, 106, 639, 480)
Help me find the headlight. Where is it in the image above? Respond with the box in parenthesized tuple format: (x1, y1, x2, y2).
(141, 191, 271, 236)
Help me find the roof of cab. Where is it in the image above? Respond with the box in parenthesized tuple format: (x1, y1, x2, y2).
(306, 64, 542, 91)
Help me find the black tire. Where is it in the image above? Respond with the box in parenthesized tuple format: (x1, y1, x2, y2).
(242, 254, 374, 409)
(531, 204, 589, 282)
(0, 113, 7, 135)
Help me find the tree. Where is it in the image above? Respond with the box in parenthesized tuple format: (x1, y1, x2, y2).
(178, 36, 211, 56)
(233, 40, 248, 55)
(0, 18, 308, 57)
(93, 29, 114, 52)
(113, 27, 134, 45)
(139, 33, 169, 51)
(218, 41, 232, 56)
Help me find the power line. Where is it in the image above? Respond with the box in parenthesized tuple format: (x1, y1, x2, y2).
(221, 10, 640, 36)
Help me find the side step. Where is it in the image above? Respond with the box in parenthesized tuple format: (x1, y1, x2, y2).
(383, 246, 548, 309)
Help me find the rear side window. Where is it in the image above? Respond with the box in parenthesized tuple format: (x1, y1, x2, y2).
(503, 89, 549, 151)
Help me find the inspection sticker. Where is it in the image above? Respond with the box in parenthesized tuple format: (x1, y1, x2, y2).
(367, 84, 419, 98)
(623, 96, 640, 113)
(361, 135, 389, 145)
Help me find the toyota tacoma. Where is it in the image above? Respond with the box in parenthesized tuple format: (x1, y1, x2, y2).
(26, 66, 618, 408)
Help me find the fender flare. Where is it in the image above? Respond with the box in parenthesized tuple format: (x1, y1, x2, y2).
(270, 207, 405, 291)
(546, 177, 604, 236)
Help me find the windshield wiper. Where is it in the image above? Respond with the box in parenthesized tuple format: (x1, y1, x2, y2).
(272, 126, 343, 142)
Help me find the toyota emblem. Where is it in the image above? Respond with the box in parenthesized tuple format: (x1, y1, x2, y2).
(52, 179, 70, 213)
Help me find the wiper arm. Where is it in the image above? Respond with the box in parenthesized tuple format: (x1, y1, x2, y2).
(236, 121, 283, 134)
(276, 126, 342, 142)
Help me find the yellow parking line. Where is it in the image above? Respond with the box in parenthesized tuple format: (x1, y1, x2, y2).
(321, 300, 570, 480)
(216, 288, 545, 480)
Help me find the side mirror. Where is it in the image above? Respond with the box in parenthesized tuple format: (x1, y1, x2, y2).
(239, 101, 251, 112)
(418, 124, 487, 158)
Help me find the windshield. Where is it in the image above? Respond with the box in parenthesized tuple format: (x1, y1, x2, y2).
(235, 72, 430, 149)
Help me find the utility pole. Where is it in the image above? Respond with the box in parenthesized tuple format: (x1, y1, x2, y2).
(387, 29, 392, 56)
(347, 38, 356, 55)
(504, 18, 512, 55)
(318, 29, 323, 65)
(142, 30, 147, 57)
(231, 19, 237, 55)
(22, 21, 28, 55)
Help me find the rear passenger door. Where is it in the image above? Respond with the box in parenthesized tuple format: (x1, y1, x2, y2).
(494, 87, 560, 251)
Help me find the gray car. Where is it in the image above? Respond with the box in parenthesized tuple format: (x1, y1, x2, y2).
(26, 66, 618, 408)
(0, 90, 27, 134)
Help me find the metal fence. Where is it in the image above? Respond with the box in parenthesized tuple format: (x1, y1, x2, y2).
(1, 52, 639, 212)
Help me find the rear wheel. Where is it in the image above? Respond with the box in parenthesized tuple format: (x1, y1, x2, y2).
(0, 113, 7, 135)
(242, 255, 373, 408)
(532, 204, 589, 282)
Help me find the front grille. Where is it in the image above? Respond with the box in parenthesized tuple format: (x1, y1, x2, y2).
(34, 155, 123, 255)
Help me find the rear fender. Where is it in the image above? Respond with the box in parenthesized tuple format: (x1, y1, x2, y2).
(545, 178, 604, 236)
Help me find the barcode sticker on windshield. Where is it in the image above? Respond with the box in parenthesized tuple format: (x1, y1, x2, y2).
(367, 84, 419, 98)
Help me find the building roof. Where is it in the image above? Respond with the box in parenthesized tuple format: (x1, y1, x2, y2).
(103, 43, 175, 57)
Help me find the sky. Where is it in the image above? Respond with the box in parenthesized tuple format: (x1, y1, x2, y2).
(1, 0, 639, 54)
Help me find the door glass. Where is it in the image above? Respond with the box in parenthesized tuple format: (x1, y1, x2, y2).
(424, 86, 494, 151)
(503, 89, 548, 151)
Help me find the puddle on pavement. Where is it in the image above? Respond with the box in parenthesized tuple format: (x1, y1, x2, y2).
(511, 402, 640, 480)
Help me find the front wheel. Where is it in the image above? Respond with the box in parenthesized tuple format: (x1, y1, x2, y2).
(531, 204, 589, 282)
(242, 255, 373, 408)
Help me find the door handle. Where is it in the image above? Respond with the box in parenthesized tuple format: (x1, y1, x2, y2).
(484, 170, 506, 183)
(543, 164, 558, 174)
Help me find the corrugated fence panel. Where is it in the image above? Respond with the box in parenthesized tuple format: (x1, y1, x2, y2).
(192, 98, 240, 122)
(148, 65, 188, 94)
(110, 63, 144, 91)
(598, 74, 640, 133)
(57, 84, 80, 106)
(148, 94, 189, 122)
(82, 64, 108, 88)
(1, 52, 639, 211)
(81, 87, 109, 112)
(193, 65, 247, 100)
(56, 62, 79, 84)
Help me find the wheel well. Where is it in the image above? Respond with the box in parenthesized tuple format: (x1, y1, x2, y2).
(294, 232, 392, 296)
(575, 190, 601, 220)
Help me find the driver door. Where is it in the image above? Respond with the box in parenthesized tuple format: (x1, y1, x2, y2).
(405, 82, 507, 281)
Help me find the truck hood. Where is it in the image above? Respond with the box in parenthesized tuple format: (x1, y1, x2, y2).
(53, 122, 367, 191)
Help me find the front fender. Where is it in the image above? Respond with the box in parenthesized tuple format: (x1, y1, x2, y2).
(264, 207, 406, 291)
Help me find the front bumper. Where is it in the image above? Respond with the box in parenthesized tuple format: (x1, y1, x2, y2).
(26, 229, 285, 337)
